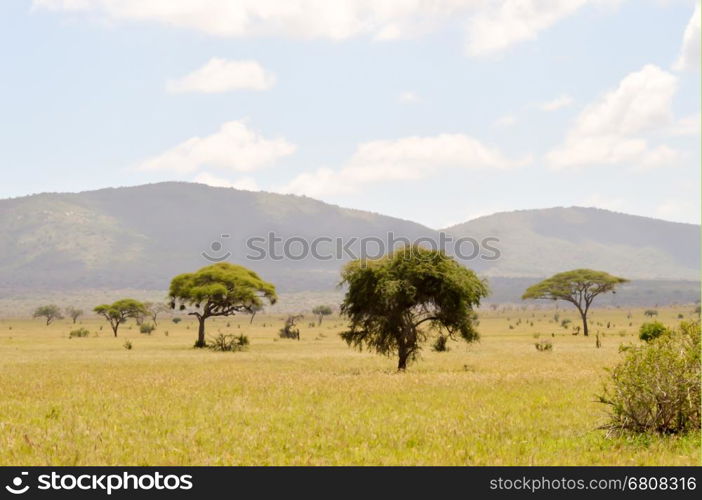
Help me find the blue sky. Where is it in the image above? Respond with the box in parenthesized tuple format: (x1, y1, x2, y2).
(1, 0, 699, 228)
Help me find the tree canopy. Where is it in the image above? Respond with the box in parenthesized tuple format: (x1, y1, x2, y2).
(312, 305, 333, 325)
(33, 304, 63, 325)
(340, 246, 489, 370)
(522, 269, 627, 336)
(168, 262, 277, 348)
(94, 299, 147, 337)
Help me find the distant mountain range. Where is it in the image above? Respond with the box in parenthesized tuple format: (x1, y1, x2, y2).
(0, 183, 698, 297)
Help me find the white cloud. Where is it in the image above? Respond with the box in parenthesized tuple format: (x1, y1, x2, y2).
(673, 1, 701, 71)
(398, 90, 419, 103)
(33, 0, 621, 57)
(546, 64, 680, 170)
(494, 114, 517, 127)
(465, 0, 610, 57)
(278, 133, 526, 197)
(635, 145, 682, 171)
(539, 94, 573, 111)
(167, 58, 275, 93)
(136, 120, 295, 173)
(33, 0, 478, 40)
(193, 172, 260, 190)
(669, 112, 701, 136)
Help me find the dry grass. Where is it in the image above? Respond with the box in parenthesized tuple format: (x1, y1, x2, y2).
(0, 305, 699, 465)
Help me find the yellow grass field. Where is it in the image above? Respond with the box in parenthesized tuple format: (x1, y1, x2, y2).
(0, 305, 699, 466)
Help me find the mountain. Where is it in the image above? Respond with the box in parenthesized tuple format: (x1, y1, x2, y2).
(0, 182, 435, 292)
(443, 207, 700, 281)
(0, 183, 698, 296)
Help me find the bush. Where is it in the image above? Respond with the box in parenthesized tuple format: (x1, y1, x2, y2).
(279, 315, 302, 340)
(123, 340, 133, 350)
(207, 334, 249, 352)
(140, 323, 156, 335)
(432, 335, 450, 352)
(598, 321, 700, 434)
(172, 317, 182, 324)
(535, 340, 553, 352)
(69, 327, 90, 338)
(638, 321, 669, 343)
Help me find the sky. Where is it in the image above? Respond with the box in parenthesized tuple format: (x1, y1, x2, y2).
(0, 0, 699, 229)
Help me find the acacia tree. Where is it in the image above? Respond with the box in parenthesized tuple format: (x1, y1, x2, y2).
(139, 302, 169, 327)
(522, 269, 627, 337)
(33, 305, 63, 325)
(65, 306, 83, 324)
(168, 263, 277, 348)
(340, 246, 489, 370)
(312, 305, 333, 326)
(94, 299, 146, 337)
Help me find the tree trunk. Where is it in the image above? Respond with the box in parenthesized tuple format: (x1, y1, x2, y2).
(580, 311, 589, 337)
(112, 323, 119, 337)
(397, 342, 410, 371)
(195, 317, 207, 348)
(397, 351, 408, 370)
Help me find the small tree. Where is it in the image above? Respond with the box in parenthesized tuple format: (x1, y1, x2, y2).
(94, 299, 146, 337)
(65, 306, 83, 324)
(522, 269, 627, 337)
(33, 305, 63, 325)
(340, 246, 488, 370)
(168, 263, 277, 348)
(142, 302, 169, 327)
(312, 305, 333, 326)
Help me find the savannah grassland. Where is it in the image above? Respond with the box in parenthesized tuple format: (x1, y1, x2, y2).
(0, 305, 699, 466)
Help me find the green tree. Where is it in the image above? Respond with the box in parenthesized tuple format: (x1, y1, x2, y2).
(522, 269, 627, 337)
(33, 304, 63, 325)
(168, 263, 277, 348)
(339, 246, 488, 370)
(94, 299, 146, 337)
(312, 305, 333, 326)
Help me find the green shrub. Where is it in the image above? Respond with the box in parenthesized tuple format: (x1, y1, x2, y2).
(598, 321, 700, 434)
(69, 327, 90, 338)
(207, 334, 249, 352)
(139, 323, 155, 334)
(432, 335, 450, 352)
(123, 340, 133, 350)
(172, 317, 182, 324)
(638, 321, 669, 343)
(535, 340, 553, 351)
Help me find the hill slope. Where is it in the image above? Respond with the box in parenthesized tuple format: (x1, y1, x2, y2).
(0, 184, 698, 293)
(0, 182, 436, 292)
(443, 207, 699, 280)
